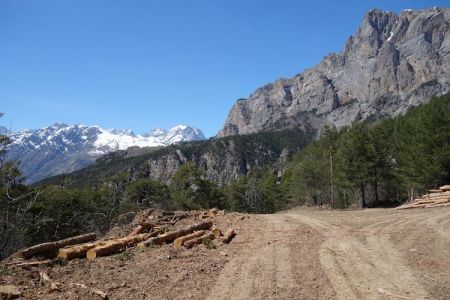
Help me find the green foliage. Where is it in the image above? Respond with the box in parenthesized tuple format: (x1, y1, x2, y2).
(202, 238, 215, 249)
(222, 167, 284, 213)
(170, 161, 225, 210)
(124, 178, 171, 210)
(281, 94, 450, 208)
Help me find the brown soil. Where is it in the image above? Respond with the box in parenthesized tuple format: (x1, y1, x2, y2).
(2, 207, 450, 299)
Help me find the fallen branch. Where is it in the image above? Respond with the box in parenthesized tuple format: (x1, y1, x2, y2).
(8, 260, 52, 268)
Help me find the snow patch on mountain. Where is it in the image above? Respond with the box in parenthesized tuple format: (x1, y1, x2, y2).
(5, 123, 205, 183)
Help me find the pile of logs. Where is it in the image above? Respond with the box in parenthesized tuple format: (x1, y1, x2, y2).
(12, 209, 236, 262)
(396, 185, 450, 209)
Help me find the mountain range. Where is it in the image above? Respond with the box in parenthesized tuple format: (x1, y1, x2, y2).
(4, 7, 450, 185)
(5, 124, 205, 183)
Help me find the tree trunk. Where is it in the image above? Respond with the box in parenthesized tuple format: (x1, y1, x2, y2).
(329, 137, 334, 207)
(58, 240, 109, 260)
(86, 233, 151, 260)
(18, 233, 97, 259)
(184, 233, 215, 249)
(373, 167, 380, 205)
(173, 231, 206, 247)
(360, 184, 366, 208)
(138, 220, 213, 248)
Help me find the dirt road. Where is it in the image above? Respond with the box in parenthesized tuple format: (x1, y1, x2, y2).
(4, 208, 450, 299)
(208, 207, 450, 300)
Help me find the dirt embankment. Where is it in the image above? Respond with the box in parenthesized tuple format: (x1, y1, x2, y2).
(2, 207, 450, 299)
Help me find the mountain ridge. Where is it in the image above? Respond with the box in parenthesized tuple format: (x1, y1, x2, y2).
(6, 123, 205, 183)
(218, 7, 450, 137)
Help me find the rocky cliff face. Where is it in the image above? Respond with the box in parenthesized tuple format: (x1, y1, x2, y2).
(219, 8, 450, 137)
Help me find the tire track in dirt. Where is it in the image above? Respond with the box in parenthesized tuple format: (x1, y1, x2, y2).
(289, 211, 430, 299)
(208, 208, 450, 299)
(207, 215, 298, 299)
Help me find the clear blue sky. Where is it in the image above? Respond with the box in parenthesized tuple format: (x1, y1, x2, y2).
(0, 0, 448, 137)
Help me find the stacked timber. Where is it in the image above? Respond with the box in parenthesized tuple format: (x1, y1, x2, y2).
(138, 220, 213, 248)
(396, 185, 450, 209)
(12, 208, 235, 262)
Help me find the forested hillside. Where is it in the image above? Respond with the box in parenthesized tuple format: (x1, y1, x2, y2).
(280, 94, 450, 208)
(39, 128, 312, 187)
(1, 94, 448, 258)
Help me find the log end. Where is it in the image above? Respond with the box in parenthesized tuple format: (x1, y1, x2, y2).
(222, 228, 236, 244)
(173, 239, 183, 247)
(57, 251, 69, 260)
(86, 249, 97, 260)
(212, 228, 222, 239)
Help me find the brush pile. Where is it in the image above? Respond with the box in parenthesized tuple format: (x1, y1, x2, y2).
(10, 208, 235, 263)
(396, 185, 450, 209)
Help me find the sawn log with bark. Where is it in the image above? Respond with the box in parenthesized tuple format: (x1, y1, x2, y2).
(138, 220, 213, 248)
(18, 233, 97, 259)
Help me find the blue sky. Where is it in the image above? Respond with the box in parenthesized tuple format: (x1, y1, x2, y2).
(0, 0, 448, 137)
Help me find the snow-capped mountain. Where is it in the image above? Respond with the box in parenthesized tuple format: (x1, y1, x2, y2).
(5, 123, 205, 183)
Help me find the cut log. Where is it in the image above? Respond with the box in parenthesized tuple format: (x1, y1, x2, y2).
(396, 204, 426, 210)
(184, 233, 215, 249)
(425, 202, 450, 208)
(19, 233, 96, 259)
(86, 233, 151, 260)
(173, 231, 206, 247)
(418, 195, 450, 201)
(421, 192, 450, 198)
(222, 228, 236, 244)
(211, 227, 222, 239)
(58, 240, 110, 260)
(439, 185, 450, 191)
(138, 220, 213, 248)
(128, 222, 154, 236)
(426, 201, 450, 208)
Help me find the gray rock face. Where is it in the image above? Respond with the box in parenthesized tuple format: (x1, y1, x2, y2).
(218, 8, 450, 137)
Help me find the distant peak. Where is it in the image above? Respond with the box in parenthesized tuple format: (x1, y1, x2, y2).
(170, 124, 189, 131)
